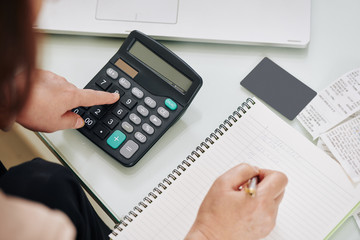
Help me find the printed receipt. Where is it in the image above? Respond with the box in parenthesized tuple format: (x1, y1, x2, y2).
(297, 68, 360, 139)
(320, 116, 360, 183)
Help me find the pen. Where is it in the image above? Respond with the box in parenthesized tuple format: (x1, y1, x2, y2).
(245, 176, 258, 197)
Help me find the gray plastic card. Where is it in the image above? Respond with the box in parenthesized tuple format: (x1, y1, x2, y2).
(240, 57, 317, 120)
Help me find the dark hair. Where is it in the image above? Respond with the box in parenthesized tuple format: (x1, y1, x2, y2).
(0, 0, 36, 129)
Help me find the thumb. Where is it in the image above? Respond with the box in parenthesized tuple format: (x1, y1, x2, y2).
(61, 112, 85, 130)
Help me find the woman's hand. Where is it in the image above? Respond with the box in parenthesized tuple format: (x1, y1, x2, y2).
(185, 163, 288, 240)
(16, 70, 119, 132)
(0, 191, 76, 240)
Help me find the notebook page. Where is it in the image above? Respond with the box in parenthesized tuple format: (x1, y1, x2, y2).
(112, 99, 359, 240)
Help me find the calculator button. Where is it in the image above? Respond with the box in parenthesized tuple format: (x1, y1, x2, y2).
(144, 97, 157, 109)
(90, 105, 106, 119)
(106, 68, 119, 80)
(112, 105, 128, 119)
(102, 115, 119, 129)
(108, 85, 125, 96)
(119, 77, 131, 89)
(131, 87, 144, 99)
(83, 115, 96, 129)
(95, 78, 111, 90)
(142, 123, 154, 135)
(72, 107, 85, 116)
(157, 107, 169, 119)
(137, 105, 149, 117)
(93, 125, 110, 139)
(150, 115, 162, 127)
(121, 97, 137, 110)
(134, 132, 147, 143)
(129, 113, 141, 125)
(107, 130, 126, 149)
(121, 121, 134, 133)
(120, 140, 139, 159)
(165, 98, 177, 111)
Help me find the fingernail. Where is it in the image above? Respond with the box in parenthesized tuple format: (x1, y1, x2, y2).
(74, 118, 85, 129)
(113, 92, 120, 99)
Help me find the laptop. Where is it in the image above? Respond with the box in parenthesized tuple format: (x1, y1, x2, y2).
(35, 0, 311, 48)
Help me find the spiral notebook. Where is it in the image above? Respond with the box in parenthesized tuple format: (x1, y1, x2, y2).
(109, 98, 358, 240)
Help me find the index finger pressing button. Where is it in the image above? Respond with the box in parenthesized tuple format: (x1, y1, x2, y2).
(108, 85, 125, 96)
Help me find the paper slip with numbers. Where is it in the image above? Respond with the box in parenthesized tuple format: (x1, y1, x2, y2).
(297, 68, 360, 139)
(320, 115, 360, 183)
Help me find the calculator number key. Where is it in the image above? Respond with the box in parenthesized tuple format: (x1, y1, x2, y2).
(90, 106, 106, 119)
(72, 107, 85, 116)
(102, 115, 119, 129)
(108, 85, 125, 96)
(83, 115, 96, 129)
(121, 97, 137, 110)
(112, 106, 128, 120)
(95, 78, 111, 90)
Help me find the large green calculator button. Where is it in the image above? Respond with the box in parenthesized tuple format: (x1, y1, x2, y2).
(107, 130, 126, 149)
(165, 98, 177, 111)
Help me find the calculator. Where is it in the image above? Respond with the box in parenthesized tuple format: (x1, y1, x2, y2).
(73, 30, 202, 167)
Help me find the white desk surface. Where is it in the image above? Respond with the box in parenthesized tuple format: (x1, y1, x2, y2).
(38, 0, 360, 238)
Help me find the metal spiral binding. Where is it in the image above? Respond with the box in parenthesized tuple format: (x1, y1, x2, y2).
(153, 187, 162, 194)
(215, 127, 224, 136)
(163, 178, 172, 185)
(228, 114, 237, 123)
(187, 155, 196, 162)
(149, 192, 157, 199)
(110, 98, 255, 237)
(205, 137, 214, 145)
(196, 146, 205, 153)
(200, 142, 210, 149)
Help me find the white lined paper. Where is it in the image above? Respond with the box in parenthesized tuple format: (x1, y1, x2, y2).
(111, 99, 358, 240)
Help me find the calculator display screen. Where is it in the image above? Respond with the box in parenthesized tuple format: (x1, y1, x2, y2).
(129, 41, 192, 94)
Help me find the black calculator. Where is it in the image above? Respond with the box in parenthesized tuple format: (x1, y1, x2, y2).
(72, 30, 202, 167)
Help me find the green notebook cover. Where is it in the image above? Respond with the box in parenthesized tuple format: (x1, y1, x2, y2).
(325, 201, 360, 240)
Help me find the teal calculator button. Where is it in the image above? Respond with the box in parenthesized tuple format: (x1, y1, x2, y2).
(165, 98, 177, 111)
(107, 130, 126, 149)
